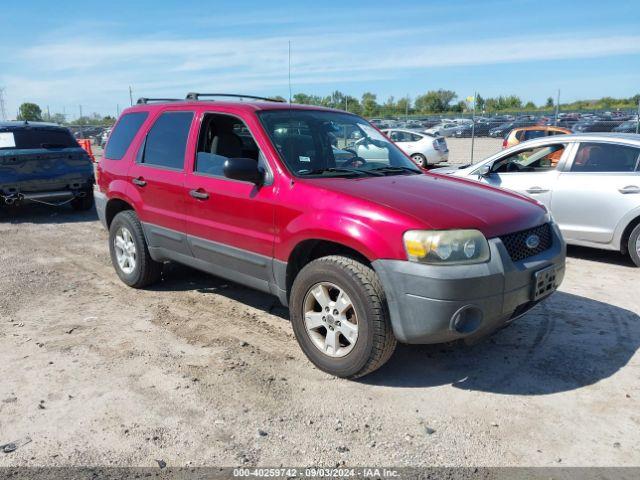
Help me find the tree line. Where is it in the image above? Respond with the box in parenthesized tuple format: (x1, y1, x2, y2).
(286, 90, 640, 116)
(13, 91, 640, 123)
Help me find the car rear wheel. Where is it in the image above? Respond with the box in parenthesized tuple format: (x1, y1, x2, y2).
(109, 210, 163, 287)
(628, 223, 640, 267)
(411, 153, 427, 167)
(289, 255, 396, 378)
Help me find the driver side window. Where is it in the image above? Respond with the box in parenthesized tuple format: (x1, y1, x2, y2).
(492, 144, 566, 173)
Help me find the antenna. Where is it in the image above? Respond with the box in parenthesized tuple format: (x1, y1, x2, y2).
(288, 40, 292, 103)
(0, 87, 7, 121)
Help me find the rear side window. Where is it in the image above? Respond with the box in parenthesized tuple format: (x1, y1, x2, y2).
(105, 112, 148, 160)
(141, 111, 194, 170)
(524, 130, 546, 140)
(571, 143, 640, 173)
(0, 128, 77, 150)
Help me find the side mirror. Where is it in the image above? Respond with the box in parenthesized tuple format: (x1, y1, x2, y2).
(477, 164, 492, 178)
(223, 158, 264, 185)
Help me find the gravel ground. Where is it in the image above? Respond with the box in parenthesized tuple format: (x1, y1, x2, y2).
(0, 204, 638, 468)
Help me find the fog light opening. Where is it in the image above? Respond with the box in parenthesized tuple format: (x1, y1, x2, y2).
(451, 306, 483, 334)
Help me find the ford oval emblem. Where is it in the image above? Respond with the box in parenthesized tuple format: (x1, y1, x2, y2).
(525, 234, 540, 250)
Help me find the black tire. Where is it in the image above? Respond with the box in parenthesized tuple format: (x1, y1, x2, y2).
(71, 189, 94, 211)
(108, 210, 162, 288)
(411, 153, 427, 167)
(628, 223, 640, 267)
(289, 255, 396, 379)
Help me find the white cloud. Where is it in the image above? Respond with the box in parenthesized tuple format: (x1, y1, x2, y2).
(3, 26, 640, 116)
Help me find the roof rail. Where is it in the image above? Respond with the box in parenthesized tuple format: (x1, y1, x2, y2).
(136, 97, 182, 105)
(185, 92, 285, 103)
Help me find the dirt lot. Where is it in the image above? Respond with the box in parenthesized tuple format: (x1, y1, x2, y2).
(0, 203, 639, 468)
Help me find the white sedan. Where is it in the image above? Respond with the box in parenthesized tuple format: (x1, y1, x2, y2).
(381, 128, 449, 167)
(432, 133, 640, 266)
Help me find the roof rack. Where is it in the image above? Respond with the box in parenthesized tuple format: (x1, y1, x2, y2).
(136, 97, 182, 105)
(185, 92, 285, 103)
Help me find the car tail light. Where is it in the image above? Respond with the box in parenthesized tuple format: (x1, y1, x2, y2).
(502, 138, 508, 149)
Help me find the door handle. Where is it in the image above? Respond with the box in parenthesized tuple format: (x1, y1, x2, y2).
(526, 186, 549, 194)
(132, 177, 146, 187)
(618, 185, 640, 194)
(189, 189, 209, 200)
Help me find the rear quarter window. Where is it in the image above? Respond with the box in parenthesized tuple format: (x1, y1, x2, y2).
(105, 112, 149, 160)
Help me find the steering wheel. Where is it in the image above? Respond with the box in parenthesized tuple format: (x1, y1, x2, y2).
(344, 155, 368, 168)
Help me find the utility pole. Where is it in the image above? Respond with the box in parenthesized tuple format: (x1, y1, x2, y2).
(636, 97, 640, 134)
(47, 105, 51, 122)
(470, 92, 477, 164)
(554, 89, 560, 126)
(287, 41, 292, 104)
(116, 104, 120, 116)
(79, 105, 84, 138)
(129, 86, 134, 106)
(0, 88, 7, 121)
(405, 94, 409, 119)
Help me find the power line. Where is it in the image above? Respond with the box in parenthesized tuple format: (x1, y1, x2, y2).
(0, 88, 7, 121)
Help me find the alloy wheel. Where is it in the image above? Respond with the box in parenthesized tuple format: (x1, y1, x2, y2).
(303, 282, 359, 357)
(114, 226, 137, 275)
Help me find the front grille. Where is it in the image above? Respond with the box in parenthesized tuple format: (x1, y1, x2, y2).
(500, 223, 552, 262)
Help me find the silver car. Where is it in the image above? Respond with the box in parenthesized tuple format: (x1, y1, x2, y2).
(433, 133, 640, 266)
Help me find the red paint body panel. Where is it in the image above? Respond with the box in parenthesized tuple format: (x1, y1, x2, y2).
(98, 101, 548, 265)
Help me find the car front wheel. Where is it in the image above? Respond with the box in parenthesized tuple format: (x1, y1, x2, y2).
(289, 255, 396, 379)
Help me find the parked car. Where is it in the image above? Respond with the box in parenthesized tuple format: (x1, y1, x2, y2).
(0, 121, 94, 210)
(452, 119, 505, 138)
(96, 95, 565, 378)
(572, 118, 623, 133)
(503, 126, 572, 148)
(424, 121, 461, 137)
(432, 133, 640, 266)
(381, 128, 448, 166)
(612, 120, 639, 133)
(489, 119, 538, 137)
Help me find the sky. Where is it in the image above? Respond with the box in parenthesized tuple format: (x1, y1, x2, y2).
(1, 0, 639, 119)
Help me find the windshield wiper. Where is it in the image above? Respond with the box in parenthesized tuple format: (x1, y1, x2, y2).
(299, 167, 382, 177)
(367, 166, 422, 175)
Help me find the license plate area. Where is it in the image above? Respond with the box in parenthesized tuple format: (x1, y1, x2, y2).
(532, 265, 558, 301)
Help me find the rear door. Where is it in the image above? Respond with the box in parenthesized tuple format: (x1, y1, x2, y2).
(127, 109, 196, 257)
(551, 141, 640, 245)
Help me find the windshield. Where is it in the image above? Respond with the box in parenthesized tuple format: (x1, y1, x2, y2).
(257, 110, 421, 177)
(0, 128, 77, 150)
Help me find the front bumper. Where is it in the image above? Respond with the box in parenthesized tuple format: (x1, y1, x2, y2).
(372, 223, 566, 344)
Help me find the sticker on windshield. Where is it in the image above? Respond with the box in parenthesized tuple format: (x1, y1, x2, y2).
(0, 132, 16, 148)
(299, 156, 311, 162)
(359, 123, 388, 142)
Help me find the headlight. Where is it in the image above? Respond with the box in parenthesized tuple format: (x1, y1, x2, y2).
(403, 230, 490, 265)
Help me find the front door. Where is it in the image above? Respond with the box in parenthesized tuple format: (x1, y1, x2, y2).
(184, 111, 277, 292)
(477, 142, 570, 209)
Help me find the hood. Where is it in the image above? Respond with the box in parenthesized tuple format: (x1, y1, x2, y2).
(303, 173, 548, 239)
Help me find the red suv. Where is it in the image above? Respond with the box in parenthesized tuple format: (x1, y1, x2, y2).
(95, 93, 565, 378)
